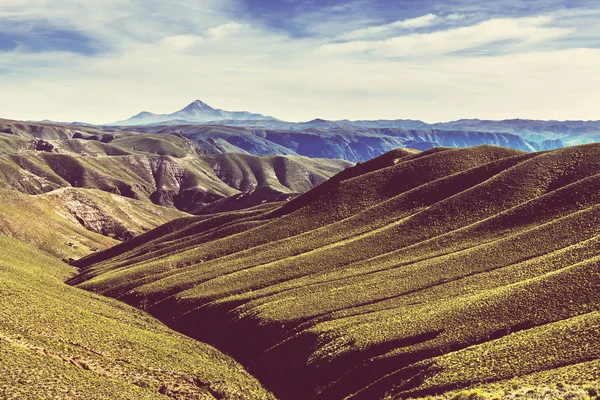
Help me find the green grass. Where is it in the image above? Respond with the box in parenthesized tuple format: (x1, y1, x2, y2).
(74, 144, 600, 400)
(0, 236, 274, 399)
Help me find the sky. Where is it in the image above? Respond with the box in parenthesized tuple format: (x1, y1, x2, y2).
(0, 0, 599, 123)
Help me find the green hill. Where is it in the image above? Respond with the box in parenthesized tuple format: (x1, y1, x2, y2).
(0, 236, 273, 399)
(73, 144, 600, 399)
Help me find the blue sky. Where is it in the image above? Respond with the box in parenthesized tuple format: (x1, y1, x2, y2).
(0, 0, 599, 123)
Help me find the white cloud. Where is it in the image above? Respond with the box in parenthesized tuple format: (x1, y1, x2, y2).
(447, 13, 466, 21)
(341, 14, 439, 40)
(320, 16, 574, 57)
(160, 35, 203, 51)
(205, 22, 249, 39)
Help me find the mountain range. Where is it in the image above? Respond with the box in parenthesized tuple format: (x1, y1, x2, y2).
(0, 118, 350, 216)
(116, 123, 564, 162)
(106, 100, 600, 148)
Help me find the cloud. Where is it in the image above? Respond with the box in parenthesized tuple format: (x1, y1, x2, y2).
(160, 34, 203, 51)
(319, 16, 575, 58)
(341, 14, 440, 40)
(205, 22, 249, 39)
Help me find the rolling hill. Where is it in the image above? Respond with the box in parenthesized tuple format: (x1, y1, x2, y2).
(0, 236, 274, 399)
(72, 144, 600, 400)
(0, 123, 350, 214)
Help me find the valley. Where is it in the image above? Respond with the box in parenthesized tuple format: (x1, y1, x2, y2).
(2, 0, 600, 397)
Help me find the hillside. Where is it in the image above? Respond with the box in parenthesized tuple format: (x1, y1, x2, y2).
(0, 236, 274, 399)
(0, 188, 186, 260)
(0, 189, 119, 260)
(0, 124, 350, 214)
(73, 144, 600, 400)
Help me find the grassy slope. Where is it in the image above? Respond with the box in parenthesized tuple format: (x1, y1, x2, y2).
(0, 236, 273, 399)
(0, 189, 118, 259)
(0, 188, 187, 259)
(74, 144, 600, 399)
(45, 188, 188, 240)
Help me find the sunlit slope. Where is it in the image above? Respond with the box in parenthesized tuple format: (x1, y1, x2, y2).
(73, 144, 600, 399)
(44, 188, 188, 240)
(0, 237, 273, 399)
(0, 189, 119, 259)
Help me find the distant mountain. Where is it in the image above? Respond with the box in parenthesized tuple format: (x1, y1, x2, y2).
(110, 100, 276, 126)
(178, 118, 600, 147)
(127, 124, 563, 162)
(431, 118, 600, 146)
(1, 116, 567, 163)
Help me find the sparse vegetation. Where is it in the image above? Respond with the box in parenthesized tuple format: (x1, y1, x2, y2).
(0, 236, 274, 399)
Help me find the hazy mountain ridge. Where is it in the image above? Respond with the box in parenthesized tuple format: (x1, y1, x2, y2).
(9, 113, 570, 163)
(187, 116, 600, 146)
(72, 144, 600, 400)
(126, 124, 563, 162)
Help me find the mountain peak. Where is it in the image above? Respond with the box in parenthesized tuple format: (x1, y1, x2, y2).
(110, 99, 273, 125)
(181, 100, 215, 112)
(133, 111, 157, 118)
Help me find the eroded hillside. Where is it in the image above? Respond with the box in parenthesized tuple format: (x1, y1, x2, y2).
(0, 120, 350, 215)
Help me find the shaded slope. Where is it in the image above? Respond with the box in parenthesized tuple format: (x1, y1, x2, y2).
(74, 144, 600, 399)
(0, 236, 274, 399)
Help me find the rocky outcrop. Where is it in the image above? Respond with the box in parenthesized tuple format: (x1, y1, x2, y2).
(33, 139, 55, 152)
